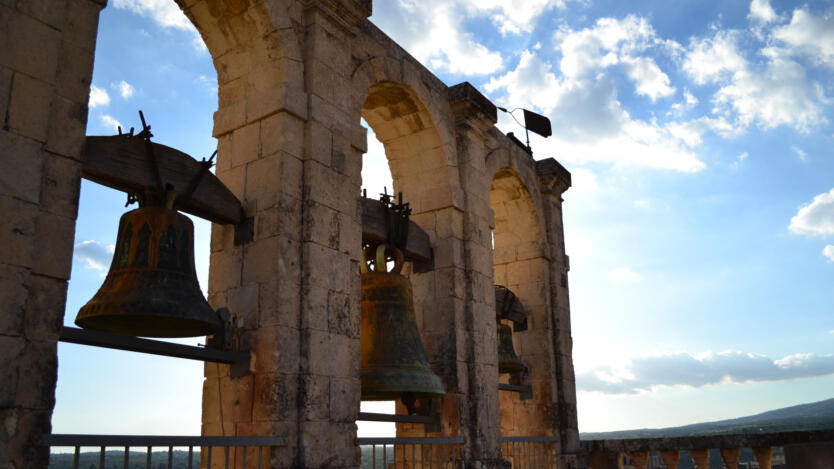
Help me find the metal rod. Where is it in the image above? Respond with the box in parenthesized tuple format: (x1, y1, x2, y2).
(372, 444, 376, 469)
(168, 446, 173, 469)
(242, 446, 247, 469)
(225, 445, 230, 469)
(258, 446, 263, 469)
(58, 327, 250, 365)
(73, 446, 80, 469)
(124, 446, 129, 469)
(146, 446, 151, 469)
(383, 444, 387, 469)
(188, 446, 193, 469)
(99, 446, 105, 469)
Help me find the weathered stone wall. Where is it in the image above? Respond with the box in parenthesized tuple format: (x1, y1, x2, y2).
(0, 0, 578, 468)
(1, 0, 105, 466)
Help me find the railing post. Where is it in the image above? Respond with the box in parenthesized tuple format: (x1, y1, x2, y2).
(690, 449, 709, 469)
(720, 447, 740, 469)
(629, 451, 649, 469)
(660, 450, 679, 468)
(753, 447, 773, 469)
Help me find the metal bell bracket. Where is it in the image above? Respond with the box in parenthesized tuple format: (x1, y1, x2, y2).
(361, 243, 405, 275)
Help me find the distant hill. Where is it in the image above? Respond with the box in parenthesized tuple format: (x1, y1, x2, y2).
(581, 397, 834, 441)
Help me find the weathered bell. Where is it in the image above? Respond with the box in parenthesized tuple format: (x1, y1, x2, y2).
(75, 207, 223, 337)
(360, 244, 445, 402)
(497, 322, 525, 375)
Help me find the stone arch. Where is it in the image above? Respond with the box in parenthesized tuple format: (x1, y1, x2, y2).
(358, 80, 458, 214)
(489, 163, 555, 438)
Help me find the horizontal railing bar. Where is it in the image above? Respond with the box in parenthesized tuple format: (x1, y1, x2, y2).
(357, 412, 439, 424)
(581, 429, 834, 453)
(499, 436, 559, 443)
(43, 434, 285, 447)
(357, 437, 463, 445)
(59, 327, 249, 365)
(498, 384, 532, 393)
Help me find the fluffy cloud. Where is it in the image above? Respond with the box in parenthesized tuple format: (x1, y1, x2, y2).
(116, 80, 135, 100)
(100, 115, 123, 133)
(789, 188, 834, 236)
(749, 0, 778, 25)
(111, 0, 206, 52)
(555, 15, 677, 100)
(773, 8, 834, 68)
(609, 267, 641, 283)
(711, 51, 826, 133)
(88, 85, 110, 108)
(578, 350, 834, 394)
(370, 1, 503, 76)
(682, 30, 746, 85)
(74, 240, 115, 272)
(730, 151, 749, 170)
(459, 0, 561, 35)
(486, 49, 704, 172)
(823, 245, 834, 263)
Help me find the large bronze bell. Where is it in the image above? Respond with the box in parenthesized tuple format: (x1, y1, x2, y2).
(497, 322, 526, 375)
(75, 207, 222, 337)
(360, 244, 445, 404)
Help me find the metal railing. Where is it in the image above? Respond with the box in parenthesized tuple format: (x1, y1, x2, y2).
(358, 437, 463, 469)
(499, 436, 559, 469)
(45, 434, 286, 469)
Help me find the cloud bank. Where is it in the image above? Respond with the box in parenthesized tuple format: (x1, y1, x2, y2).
(578, 350, 834, 394)
(74, 240, 115, 272)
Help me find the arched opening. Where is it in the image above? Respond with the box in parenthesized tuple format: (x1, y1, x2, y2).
(52, 0, 295, 458)
(357, 81, 458, 439)
(490, 167, 554, 439)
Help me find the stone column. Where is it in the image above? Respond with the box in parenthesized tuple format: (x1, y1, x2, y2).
(535, 159, 577, 465)
(629, 451, 649, 469)
(448, 83, 506, 468)
(690, 448, 709, 469)
(753, 446, 772, 469)
(1, 0, 104, 466)
(660, 450, 680, 468)
(720, 447, 740, 469)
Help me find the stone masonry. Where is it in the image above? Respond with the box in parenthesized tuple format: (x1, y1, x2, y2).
(0, 1, 577, 468)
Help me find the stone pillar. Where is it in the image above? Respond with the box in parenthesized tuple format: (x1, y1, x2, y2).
(752, 446, 772, 469)
(201, 0, 369, 466)
(629, 451, 649, 469)
(448, 83, 506, 468)
(690, 448, 709, 469)
(660, 450, 679, 468)
(720, 447, 740, 469)
(535, 159, 577, 465)
(1, 0, 104, 466)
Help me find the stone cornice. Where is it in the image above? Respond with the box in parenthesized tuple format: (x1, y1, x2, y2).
(536, 158, 572, 196)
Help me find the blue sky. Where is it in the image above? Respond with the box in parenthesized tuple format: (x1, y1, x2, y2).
(56, 0, 834, 435)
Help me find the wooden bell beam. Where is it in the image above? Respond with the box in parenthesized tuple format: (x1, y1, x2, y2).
(81, 135, 433, 263)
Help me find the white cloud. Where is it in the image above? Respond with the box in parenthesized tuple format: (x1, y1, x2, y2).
(609, 267, 641, 283)
(486, 47, 705, 173)
(74, 240, 115, 272)
(823, 245, 834, 263)
(791, 146, 808, 162)
(622, 56, 675, 101)
(749, 0, 778, 25)
(111, 0, 193, 31)
(633, 199, 650, 207)
(100, 115, 123, 133)
(116, 80, 134, 100)
(459, 0, 561, 36)
(683, 30, 747, 85)
(111, 0, 206, 53)
(668, 89, 698, 116)
(789, 188, 834, 236)
(730, 151, 749, 170)
(370, 1, 503, 76)
(773, 8, 834, 68)
(88, 85, 110, 108)
(577, 350, 834, 394)
(711, 51, 826, 133)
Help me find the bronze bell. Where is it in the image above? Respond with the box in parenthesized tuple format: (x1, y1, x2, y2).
(75, 207, 222, 337)
(360, 244, 445, 404)
(497, 322, 525, 375)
